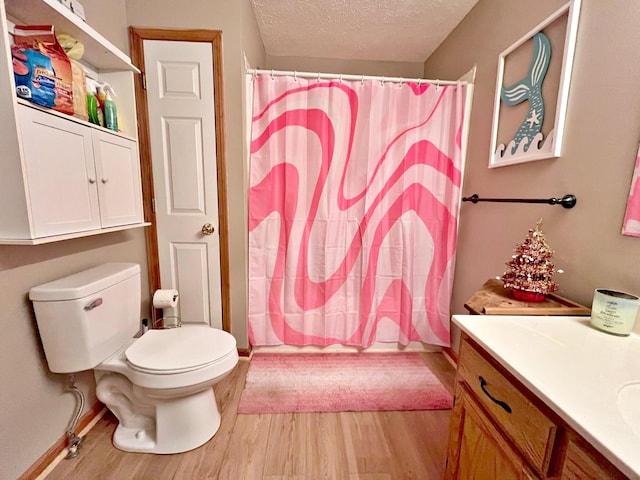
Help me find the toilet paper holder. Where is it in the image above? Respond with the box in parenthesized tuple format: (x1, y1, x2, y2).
(152, 315, 182, 329)
(151, 289, 181, 329)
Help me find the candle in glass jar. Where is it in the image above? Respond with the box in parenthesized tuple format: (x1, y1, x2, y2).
(590, 289, 640, 336)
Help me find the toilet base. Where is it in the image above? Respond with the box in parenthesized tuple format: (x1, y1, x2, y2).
(111, 387, 221, 454)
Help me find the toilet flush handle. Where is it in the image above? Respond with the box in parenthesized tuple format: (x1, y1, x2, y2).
(84, 298, 103, 311)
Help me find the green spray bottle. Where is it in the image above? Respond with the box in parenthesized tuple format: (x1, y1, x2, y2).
(102, 83, 118, 132)
(85, 78, 101, 126)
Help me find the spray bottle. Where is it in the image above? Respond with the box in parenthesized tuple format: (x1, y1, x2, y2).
(85, 77, 102, 127)
(101, 82, 118, 132)
(96, 83, 106, 121)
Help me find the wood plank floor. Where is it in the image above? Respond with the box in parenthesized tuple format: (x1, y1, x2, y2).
(45, 352, 455, 480)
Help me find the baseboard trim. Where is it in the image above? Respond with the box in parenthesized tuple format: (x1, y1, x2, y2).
(18, 401, 104, 480)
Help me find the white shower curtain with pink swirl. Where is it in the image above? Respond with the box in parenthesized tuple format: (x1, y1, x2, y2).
(248, 75, 466, 348)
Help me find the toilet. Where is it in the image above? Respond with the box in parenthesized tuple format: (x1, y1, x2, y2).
(29, 263, 238, 454)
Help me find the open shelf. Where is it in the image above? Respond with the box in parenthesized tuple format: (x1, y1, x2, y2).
(5, 0, 139, 72)
(17, 98, 138, 141)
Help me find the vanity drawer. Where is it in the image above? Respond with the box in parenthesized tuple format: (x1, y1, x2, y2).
(457, 338, 558, 474)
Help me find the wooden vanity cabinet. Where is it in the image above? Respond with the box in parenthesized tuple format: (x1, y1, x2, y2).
(446, 383, 534, 479)
(446, 334, 627, 480)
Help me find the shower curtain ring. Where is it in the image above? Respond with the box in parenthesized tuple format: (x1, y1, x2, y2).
(317, 72, 321, 83)
(271, 69, 274, 80)
(380, 76, 385, 86)
(294, 70, 297, 81)
(339, 74, 343, 83)
(361, 75, 365, 86)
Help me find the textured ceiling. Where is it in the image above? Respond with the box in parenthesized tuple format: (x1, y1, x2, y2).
(250, 0, 480, 63)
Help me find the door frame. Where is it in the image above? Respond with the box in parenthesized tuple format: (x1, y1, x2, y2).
(129, 27, 231, 332)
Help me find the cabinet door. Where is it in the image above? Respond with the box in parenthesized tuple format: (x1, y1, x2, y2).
(457, 338, 556, 473)
(446, 384, 532, 480)
(560, 438, 626, 480)
(92, 130, 143, 228)
(18, 105, 101, 237)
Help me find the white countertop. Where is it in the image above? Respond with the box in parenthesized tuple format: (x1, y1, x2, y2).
(452, 314, 640, 479)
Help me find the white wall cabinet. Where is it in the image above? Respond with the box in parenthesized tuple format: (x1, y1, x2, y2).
(18, 105, 142, 237)
(0, 0, 148, 244)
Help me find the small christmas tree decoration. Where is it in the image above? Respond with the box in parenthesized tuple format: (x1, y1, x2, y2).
(501, 220, 559, 302)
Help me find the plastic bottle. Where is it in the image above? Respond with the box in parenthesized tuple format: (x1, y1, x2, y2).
(95, 84, 106, 126)
(102, 83, 119, 132)
(85, 78, 101, 126)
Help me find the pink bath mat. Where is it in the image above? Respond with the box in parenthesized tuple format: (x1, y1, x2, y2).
(237, 352, 452, 414)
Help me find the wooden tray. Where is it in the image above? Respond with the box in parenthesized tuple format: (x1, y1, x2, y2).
(464, 279, 591, 316)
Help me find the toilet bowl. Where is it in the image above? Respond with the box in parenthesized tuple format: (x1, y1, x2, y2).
(29, 263, 239, 454)
(96, 326, 238, 453)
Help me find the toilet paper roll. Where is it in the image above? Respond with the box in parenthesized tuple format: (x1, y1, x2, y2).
(153, 289, 179, 309)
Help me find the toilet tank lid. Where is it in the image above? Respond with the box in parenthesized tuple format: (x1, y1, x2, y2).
(29, 263, 140, 301)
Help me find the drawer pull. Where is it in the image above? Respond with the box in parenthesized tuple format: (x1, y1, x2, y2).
(479, 376, 512, 413)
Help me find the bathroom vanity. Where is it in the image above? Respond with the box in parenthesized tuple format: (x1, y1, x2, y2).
(445, 315, 639, 479)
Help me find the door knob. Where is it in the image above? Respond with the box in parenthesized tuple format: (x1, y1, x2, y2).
(201, 223, 215, 235)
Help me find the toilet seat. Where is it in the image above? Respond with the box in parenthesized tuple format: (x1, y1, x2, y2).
(125, 326, 237, 375)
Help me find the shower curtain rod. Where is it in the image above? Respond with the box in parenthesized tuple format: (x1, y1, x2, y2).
(245, 68, 466, 86)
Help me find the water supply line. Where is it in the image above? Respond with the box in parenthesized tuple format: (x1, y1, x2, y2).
(65, 374, 85, 459)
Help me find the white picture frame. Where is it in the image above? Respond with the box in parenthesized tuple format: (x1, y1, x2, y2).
(489, 0, 581, 168)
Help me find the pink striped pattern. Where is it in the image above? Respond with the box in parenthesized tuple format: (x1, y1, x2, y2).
(248, 75, 466, 347)
(237, 353, 453, 414)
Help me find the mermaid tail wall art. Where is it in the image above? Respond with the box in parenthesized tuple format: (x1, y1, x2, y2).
(501, 32, 551, 154)
(490, 1, 581, 167)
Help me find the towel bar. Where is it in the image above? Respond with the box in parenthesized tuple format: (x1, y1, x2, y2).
(462, 194, 577, 209)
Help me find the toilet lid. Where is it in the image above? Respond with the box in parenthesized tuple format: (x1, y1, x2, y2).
(125, 326, 236, 373)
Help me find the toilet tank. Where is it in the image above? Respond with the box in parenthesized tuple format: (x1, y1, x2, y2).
(29, 263, 141, 373)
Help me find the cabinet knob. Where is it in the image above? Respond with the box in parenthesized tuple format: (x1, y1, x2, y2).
(101, 177, 109, 183)
(201, 223, 215, 235)
(88, 177, 96, 184)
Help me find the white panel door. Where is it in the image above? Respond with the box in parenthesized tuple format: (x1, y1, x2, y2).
(144, 40, 222, 328)
(18, 105, 101, 237)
